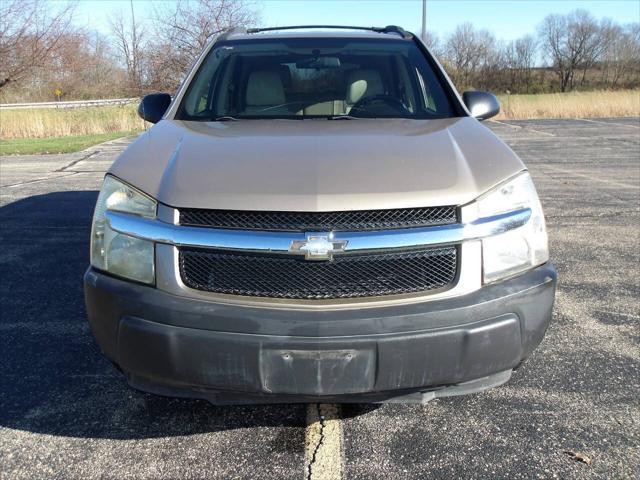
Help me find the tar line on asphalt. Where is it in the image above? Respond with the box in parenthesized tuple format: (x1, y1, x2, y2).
(304, 404, 343, 480)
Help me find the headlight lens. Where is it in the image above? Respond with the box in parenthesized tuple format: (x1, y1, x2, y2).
(472, 172, 549, 283)
(90, 175, 156, 284)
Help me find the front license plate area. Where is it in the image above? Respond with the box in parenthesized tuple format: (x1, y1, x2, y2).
(260, 347, 376, 395)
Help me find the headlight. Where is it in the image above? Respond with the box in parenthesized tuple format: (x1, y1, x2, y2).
(90, 175, 156, 284)
(468, 172, 549, 283)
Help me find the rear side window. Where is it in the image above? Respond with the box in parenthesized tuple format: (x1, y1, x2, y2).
(177, 37, 457, 120)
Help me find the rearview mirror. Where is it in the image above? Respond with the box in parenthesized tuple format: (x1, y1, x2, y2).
(295, 56, 341, 69)
(462, 91, 500, 121)
(138, 93, 172, 124)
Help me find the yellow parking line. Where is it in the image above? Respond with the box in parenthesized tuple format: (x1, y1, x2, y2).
(305, 404, 343, 480)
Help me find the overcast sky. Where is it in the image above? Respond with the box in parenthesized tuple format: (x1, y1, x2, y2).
(74, 0, 640, 41)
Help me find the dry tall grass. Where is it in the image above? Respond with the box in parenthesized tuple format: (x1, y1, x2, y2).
(1, 91, 639, 140)
(496, 90, 640, 120)
(0, 104, 144, 139)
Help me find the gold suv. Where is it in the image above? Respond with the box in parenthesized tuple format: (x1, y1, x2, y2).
(84, 26, 556, 404)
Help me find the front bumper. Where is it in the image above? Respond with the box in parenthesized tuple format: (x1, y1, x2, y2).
(84, 263, 556, 404)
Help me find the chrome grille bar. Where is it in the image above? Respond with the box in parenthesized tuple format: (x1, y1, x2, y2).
(105, 207, 531, 254)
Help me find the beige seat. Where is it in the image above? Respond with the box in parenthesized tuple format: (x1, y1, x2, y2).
(243, 69, 287, 115)
(346, 69, 385, 112)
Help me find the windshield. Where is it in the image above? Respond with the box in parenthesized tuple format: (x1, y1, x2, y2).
(176, 37, 457, 120)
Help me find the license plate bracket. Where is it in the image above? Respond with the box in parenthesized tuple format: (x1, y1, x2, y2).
(260, 347, 376, 395)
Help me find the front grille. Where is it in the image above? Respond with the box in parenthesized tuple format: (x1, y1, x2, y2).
(179, 246, 458, 300)
(179, 206, 457, 232)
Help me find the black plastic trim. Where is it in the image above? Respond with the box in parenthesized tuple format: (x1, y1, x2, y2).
(84, 263, 556, 401)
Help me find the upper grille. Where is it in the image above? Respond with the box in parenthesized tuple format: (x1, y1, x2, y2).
(179, 246, 458, 300)
(179, 206, 457, 232)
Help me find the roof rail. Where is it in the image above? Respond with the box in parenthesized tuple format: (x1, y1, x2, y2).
(376, 25, 412, 39)
(217, 26, 247, 41)
(245, 25, 412, 39)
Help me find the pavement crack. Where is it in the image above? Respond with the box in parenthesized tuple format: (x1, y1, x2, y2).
(305, 403, 342, 480)
(55, 150, 99, 172)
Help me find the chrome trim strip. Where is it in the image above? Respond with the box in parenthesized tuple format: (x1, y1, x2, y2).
(106, 207, 531, 253)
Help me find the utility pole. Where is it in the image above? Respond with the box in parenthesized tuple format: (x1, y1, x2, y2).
(129, 0, 142, 95)
(421, 0, 426, 41)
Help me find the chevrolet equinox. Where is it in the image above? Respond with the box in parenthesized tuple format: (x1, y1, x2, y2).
(84, 25, 557, 404)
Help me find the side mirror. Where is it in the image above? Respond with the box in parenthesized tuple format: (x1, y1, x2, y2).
(462, 91, 500, 121)
(138, 93, 172, 124)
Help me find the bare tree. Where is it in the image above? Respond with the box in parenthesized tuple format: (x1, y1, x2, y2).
(600, 22, 622, 85)
(538, 14, 569, 91)
(0, 0, 75, 89)
(422, 31, 442, 58)
(538, 9, 601, 92)
(3, 2, 638, 101)
(149, 0, 258, 91)
(503, 38, 538, 92)
(109, 0, 146, 94)
(47, 30, 125, 99)
(503, 40, 519, 89)
(444, 23, 498, 90)
(616, 23, 640, 87)
(577, 17, 612, 86)
(475, 30, 501, 90)
(444, 23, 482, 88)
(601, 22, 640, 87)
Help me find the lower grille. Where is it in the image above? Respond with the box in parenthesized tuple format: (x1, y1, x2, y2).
(179, 247, 458, 300)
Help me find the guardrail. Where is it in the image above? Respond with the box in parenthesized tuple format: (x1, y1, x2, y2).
(0, 98, 140, 110)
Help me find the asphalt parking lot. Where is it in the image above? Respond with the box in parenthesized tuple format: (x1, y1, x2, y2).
(1, 118, 638, 479)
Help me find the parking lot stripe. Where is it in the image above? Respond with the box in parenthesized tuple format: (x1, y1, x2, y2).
(540, 164, 639, 190)
(489, 119, 521, 129)
(578, 118, 640, 129)
(490, 119, 556, 136)
(4, 171, 78, 188)
(304, 404, 343, 480)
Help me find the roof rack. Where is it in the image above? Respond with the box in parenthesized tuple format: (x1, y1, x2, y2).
(218, 27, 247, 41)
(245, 25, 412, 39)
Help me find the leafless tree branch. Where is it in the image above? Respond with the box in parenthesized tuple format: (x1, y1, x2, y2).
(0, 0, 76, 89)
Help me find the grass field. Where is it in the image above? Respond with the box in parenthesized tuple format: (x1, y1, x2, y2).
(1, 90, 638, 155)
(1, 104, 144, 155)
(0, 104, 144, 139)
(0, 131, 139, 155)
(496, 90, 640, 120)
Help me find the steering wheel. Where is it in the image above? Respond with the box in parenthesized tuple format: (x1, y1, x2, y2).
(350, 94, 411, 116)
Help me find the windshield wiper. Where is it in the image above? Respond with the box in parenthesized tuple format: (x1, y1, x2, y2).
(255, 102, 302, 113)
(214, 116, 239, 122)
(327, 115, 358, 120)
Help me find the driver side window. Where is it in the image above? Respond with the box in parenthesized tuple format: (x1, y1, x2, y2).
(182, 48, 228, 117)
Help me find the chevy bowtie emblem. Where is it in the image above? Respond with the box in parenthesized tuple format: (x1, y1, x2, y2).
(289, 233, 348, 261)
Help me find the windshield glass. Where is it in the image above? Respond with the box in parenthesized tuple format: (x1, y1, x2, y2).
(176, 37, 457, 120)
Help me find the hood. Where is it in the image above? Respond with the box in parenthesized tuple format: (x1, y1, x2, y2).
(109, 117, 525, 211)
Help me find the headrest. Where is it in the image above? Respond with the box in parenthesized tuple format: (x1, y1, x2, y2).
(346, 69, 384, 104)
(246, 69, 285, 106)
